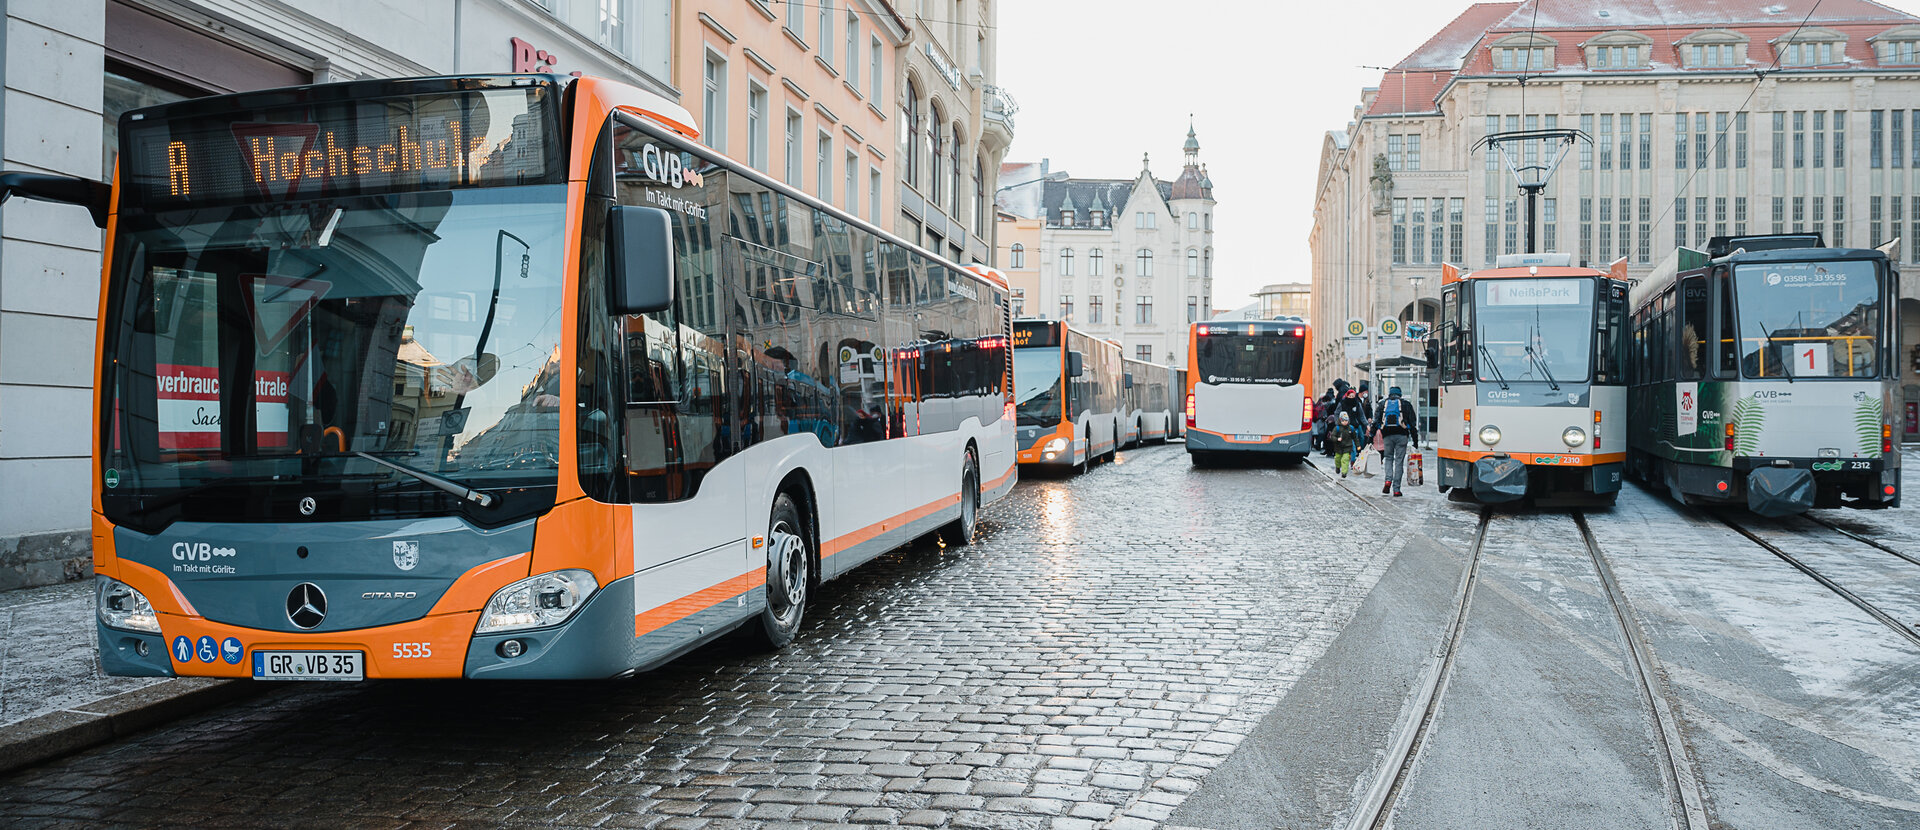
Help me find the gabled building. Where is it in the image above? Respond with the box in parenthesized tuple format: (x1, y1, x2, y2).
(1310, 0, 1920, 415)
(998, 128, 1218, 365)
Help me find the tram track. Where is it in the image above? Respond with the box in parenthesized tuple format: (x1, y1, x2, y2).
(1714, 512, 1920, 650)
(1343, 506, 1490, 830)
(1801, 513, 1920, 569)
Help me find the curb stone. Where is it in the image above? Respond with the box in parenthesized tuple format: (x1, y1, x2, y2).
(0, 678, 268, 776)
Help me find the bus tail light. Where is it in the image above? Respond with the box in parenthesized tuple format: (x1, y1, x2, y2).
(1726, 422, 1738, 453)
(1883, 423, 1894, 454)
(1186, 392, 1196, 428)
(1301, 396, 1313, 431)
(1593, 411, 1602, 450)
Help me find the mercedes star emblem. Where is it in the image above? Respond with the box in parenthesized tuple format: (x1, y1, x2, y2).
(298, 497, 317, 516)
(286, 583, 327, 629)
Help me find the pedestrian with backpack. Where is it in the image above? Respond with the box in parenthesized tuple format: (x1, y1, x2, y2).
(1370, 386, 1421, 496)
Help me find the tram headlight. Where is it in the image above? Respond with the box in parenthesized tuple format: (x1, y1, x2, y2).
(1043, 438, 1068, 454)
(1478, 425, 1502, 447)
(1562, 426, 1588, 448)
(476, 569, 598, 634)
(96, 576, 160, 633)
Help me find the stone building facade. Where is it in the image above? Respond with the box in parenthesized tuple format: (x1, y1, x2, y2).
(997, 129, 1218, 367)
(1310, 0, 1920, 422)
(892, 0, 1012, 268)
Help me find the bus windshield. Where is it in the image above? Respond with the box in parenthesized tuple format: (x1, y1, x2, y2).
(100, 185, 569, 523)
(1733, 261, 1881, 379)
(1195, 335, 1303, 385)
(1014, 347, 1064, 425)
(1472, 278, 1595, 384)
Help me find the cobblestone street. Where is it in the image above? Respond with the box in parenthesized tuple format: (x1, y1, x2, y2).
(0, 446, 1396, 828)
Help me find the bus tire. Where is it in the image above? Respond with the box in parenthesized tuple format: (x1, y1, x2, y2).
(752, 492, 812, 650)
(939, 448, 980, 547)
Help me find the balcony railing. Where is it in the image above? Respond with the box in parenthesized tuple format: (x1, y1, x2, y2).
(983, 85, 1019, 132)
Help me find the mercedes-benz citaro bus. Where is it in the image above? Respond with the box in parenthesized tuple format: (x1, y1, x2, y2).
(1012, 319, 1125, 472)
(2, 74, 1017, 680)
(1184, 318, 1315, 465)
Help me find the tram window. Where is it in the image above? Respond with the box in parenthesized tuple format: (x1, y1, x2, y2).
(1679, 276, 1709, 380)
(1714, 271, 1738, 377)
(1733, 260, 1881, 378)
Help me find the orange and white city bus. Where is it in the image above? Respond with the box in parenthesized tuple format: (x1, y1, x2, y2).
(1184, 318, 1315, 465)
(5, 74, 1015, 680)
(1012, 319, 1125, 472)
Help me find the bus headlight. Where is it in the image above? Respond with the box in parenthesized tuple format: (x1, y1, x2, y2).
(1478, 425, 1502, 446)
(476, 569, 598, 634)
(1562, 426, 1588, 448)
(96, 576, 160, 633)
(1043, 438, 1067, 453)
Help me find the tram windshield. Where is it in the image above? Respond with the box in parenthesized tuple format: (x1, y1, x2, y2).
(1733, 261, 1880, 379)
(1472, 278, 1596, 384)
(1195, 334, 1303, 385)
(1014, 347, 1064, 425)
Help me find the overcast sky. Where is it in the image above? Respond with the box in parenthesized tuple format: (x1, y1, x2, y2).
(997, 0, 1920, 307)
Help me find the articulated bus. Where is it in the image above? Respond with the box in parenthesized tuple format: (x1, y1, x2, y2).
(1184, 318, 1315, 465)
(6, 74, 1017, 681)
(1121, 357, 1184, 447)
(1012, 319, 1125, 472)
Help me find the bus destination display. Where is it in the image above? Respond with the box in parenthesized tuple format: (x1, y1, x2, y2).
(123, 87, 560, 208)
(1012, 321, 1060, 348)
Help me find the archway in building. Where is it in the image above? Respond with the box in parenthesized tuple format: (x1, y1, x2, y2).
(1902, 298, 1920, 442)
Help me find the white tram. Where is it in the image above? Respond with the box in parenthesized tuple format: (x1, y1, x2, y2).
(1433, 256, 1633, 504)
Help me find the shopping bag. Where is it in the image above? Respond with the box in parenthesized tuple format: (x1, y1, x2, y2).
(1355, 448, 1376, 475)
(1372, 431, 1386, 451)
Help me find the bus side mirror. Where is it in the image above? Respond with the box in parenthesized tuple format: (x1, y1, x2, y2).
(0, 172, 111, 229)
(1424, 340, 1440, 369)
(609, 205, 675, 314)
(1068, 351, 1085, 377)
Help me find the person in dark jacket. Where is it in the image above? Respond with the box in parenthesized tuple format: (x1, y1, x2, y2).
(1311, 386, 1337, 451)
(1326, 411, 1363, 477)
(1369, 385, 1421, 496)
(1331, 379, 1370, 440)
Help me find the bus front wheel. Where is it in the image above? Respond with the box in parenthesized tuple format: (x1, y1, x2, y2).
(938, 448, 980, 547)
(752, 492, 812, 650)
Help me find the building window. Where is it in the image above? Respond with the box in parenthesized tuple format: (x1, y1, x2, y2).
(1503, 199, 1518, 256)
(1187, 248, 1200, 276)
(1388, 135, 1403, 171)
(1010, 243, 1026, 269)
(929, 114, 945, 205)
(1089, 248, 1104, 275)
(1135, 211, 1157, 229)
(1059, 248, 1074, 276)
(1011, 287, 1026, 317)
(1136, 296, 1153, 325)
(1205, 213, 1212, 231)
(1599, 198, 1613, 262)
(1877, 38, 1920, 64)
(786, 0, 805, 38)
(1834, 196, 1846, 246)
(1688, 42, 1739, 67)
(870, 36, 883, 101)
(1090, 210, 1106, 225)
(1136, 248, 1153, 276)
(1579, 114, 1594, 169)
(1410, 198, 1427, 264)
(1695, 112, 1709, 169)
(1814, 110, 1826, 168)
(1735, 112, 1748, 168)
(1734, 196, 1747, 237)
(1431, 198, 1445, 263)
(703, 53, 728, 150)
(976, 159, 987, 233)
(1639, 113, 1653, 169)
(1638, 197, 1653, 263)
(1497, 46, 1549, 71)
(1674, 113, 1687, 170)
(1088, 294, 1103, 323)
(1187, 212, 1199, 230)
(747, 82, 768, 170)
(785, 110, 803, 185)
(1542, 198, 1557, 253)
(1448, 198, 1464, 263)
(1793, 110, 1807, 169)
(902, 80, 922, 189)
(1772, 196, 1786, 235)
(1137, 345, 1154, 362)
(1060, 295, 1073, 320)
(1780, 37, 1843, 67)
(1895, 110, 1908, 169)
(846, 149, 858, 213)
(1834, 110, 1846, 167)
(950, 129, 964, 217)
(1772, 111, 1786, 168)
(870, 167, 882, 225)
(1187, 296, 1198, 323)
(845, 9, 859, 86)
(1203, 249, 1211, 278)
(1592, 44, 1644, 68)
(818, 0, 835, 65)
(1059, 209, 1075, 226)
(817, 131, 832, 203)
(1489, 198, 1503, 266)
(1792, 196, 1805, 232)
(1392, 198, 1407, 263)
(1600, 114, 1613, 170)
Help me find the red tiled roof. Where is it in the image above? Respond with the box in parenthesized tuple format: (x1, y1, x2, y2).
(1366, 70, 1458, 117)
(1399, 3, 1525, 69)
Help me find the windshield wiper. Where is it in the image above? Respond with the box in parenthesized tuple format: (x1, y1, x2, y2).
(1476, 344, 1510, 390)
(352, 452, 496, 507)
(1759, 322, 1792, 383)
(1523, 346, 1561, 391)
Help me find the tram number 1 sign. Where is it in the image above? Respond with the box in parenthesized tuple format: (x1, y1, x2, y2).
(1795, 342, 1831, 376)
